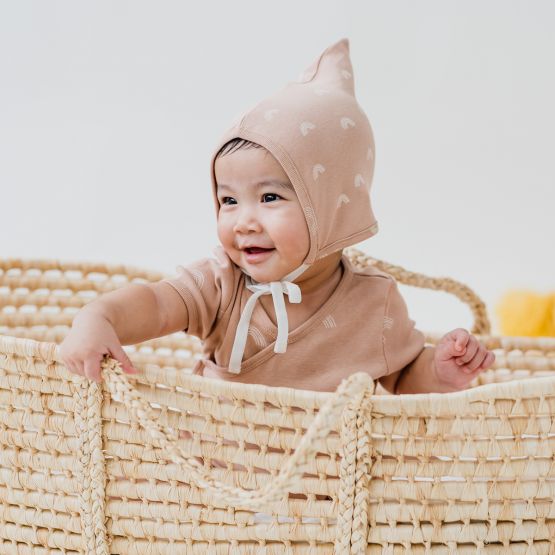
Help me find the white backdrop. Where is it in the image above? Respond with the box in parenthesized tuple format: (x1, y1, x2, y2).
(1, 1, 554, 335)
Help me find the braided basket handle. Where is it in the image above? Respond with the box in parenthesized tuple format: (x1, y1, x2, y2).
(345, 248, 491, 335)
(102, 359, 375, 509)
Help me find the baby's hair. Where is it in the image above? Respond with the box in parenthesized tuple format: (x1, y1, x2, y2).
(215, 137, 264, 159)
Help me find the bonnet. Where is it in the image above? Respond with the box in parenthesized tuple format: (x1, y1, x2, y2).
(209, 37, 378, 373)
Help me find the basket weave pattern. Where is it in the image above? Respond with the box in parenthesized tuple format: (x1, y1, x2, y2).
(1, 250, 555, 554)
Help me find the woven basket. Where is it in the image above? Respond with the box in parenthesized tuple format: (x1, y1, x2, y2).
(1, 249, 555, 554)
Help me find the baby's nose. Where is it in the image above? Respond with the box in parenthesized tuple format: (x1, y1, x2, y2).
(233, 210, 262, 233)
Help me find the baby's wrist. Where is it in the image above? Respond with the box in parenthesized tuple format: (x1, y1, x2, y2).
(72, 304, 113, 329)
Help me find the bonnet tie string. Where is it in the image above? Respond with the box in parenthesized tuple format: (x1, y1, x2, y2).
(228, 265, 308, 374)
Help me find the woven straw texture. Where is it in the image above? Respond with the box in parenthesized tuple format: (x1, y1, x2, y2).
(1, 248, 555, 554)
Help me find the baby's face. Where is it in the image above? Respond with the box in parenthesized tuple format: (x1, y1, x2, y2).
(215, 147, 310, 282)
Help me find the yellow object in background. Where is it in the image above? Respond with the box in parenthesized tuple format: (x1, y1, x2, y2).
(497, 291, 555, 337)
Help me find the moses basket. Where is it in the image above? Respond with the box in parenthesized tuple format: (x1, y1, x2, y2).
(1, 249, 555, 554)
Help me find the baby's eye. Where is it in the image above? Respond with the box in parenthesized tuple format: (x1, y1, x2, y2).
(220, 196, 237, 205)
(261, 193, 282, 203)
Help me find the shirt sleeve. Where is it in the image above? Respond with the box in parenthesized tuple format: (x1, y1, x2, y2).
(160, 247, 238, 340)
(382, 278, 426, 375)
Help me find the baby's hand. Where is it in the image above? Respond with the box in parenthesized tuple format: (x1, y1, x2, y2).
(59, 310, 138, 383)
(434, 328, 495, 391)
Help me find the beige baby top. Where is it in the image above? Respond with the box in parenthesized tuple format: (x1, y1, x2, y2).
(163, 247, 425, 392)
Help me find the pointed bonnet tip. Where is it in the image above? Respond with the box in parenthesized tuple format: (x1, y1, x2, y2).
(326, 37, 351, 61)
(334, 37, 350, 52)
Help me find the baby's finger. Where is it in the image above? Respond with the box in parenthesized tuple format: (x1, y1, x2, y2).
(437, 330, 466, 361)
(456, 337, 479, 366)
(462, 346, 488, 373)
(448, 328, 470, 354)
(110, 344, 138, 374)
(84, 358, 103, 383)
(64, 359, 84, 378)
(479, 351, 496, 370)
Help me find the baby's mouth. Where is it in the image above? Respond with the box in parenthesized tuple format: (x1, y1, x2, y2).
(242, 247, 275, 263)
(244, 247, 274, 254)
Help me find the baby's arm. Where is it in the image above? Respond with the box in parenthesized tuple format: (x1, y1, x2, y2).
(60, 282, 188, 382)
(387, 328, 495, 394)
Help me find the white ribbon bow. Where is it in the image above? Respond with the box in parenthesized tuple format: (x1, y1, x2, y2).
(228, 264, 309, 374)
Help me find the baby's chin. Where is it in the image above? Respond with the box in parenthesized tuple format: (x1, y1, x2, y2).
(241, 268, 283, 283)
(237, 264, 296, 283)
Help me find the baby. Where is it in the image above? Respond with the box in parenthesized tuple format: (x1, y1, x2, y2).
(60, 37, 495, 395)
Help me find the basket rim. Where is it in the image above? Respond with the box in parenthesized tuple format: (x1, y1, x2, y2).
(2, 333, 555, 417)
